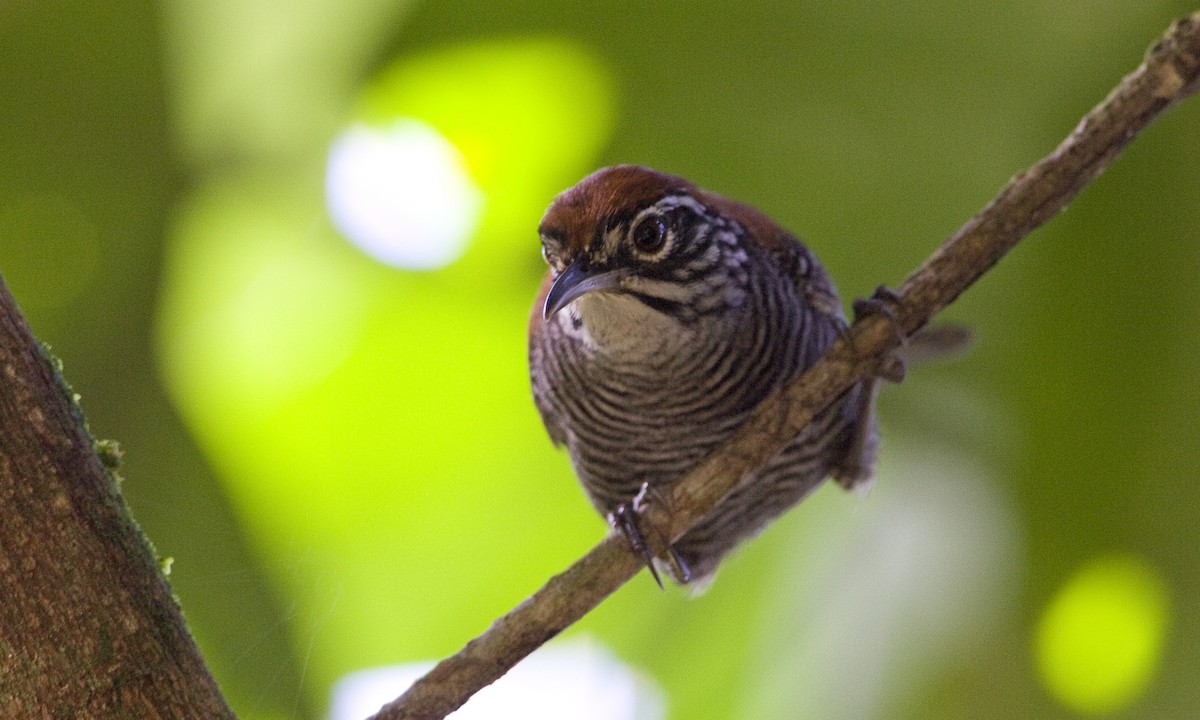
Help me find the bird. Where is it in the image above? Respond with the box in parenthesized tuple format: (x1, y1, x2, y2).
(528, 165, 879, 588)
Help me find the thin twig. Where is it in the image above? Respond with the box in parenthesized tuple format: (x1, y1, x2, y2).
(371, 13, 1200, 720)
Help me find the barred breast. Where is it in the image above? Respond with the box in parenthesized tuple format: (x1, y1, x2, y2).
(530, 243, 871, 584)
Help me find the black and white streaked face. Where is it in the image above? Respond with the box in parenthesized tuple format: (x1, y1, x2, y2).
(539, 168, 752, 323)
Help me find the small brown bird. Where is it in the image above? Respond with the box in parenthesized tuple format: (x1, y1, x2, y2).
(528, 165, 878, 587)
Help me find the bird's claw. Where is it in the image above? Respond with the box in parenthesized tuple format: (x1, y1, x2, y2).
(852, 285, 905, 342)
(851, 285, 907, 383)
(609, 483, 692, 589)
(610, 500, 663, 589)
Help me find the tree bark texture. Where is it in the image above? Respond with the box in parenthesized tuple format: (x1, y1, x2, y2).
(0, 279, 234, 719)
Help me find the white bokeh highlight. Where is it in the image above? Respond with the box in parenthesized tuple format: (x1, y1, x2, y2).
(329, 639, 665, 720)
(326, 119, 484, 270)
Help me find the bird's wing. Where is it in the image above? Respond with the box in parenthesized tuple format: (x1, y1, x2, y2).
(701, 190, 876, 488)
(699, 191, 846, 327)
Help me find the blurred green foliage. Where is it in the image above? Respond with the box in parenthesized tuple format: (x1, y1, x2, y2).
(2, 1, 1199, 719)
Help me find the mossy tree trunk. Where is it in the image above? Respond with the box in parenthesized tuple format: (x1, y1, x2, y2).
(0, 277, 233, 719)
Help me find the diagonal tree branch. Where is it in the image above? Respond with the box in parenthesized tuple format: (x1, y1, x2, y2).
(373, 12, 1200, 720)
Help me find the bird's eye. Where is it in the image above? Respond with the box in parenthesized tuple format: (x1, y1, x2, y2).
(631, 218, 667, 254)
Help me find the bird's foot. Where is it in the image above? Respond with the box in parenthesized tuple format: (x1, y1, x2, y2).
(851, 285, 907, 383)
(609, 483, 692, 589)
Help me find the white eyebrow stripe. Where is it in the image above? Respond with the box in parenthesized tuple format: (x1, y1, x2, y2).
(644, 194, 708, 217)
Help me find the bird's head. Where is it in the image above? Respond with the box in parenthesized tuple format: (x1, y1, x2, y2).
(537, 165, 761, 324)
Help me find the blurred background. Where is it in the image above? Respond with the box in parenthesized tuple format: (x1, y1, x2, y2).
(2, 1, 1199, 718)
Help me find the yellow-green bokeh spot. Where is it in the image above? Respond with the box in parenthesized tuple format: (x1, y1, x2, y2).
(1035, 554, 1169, 715)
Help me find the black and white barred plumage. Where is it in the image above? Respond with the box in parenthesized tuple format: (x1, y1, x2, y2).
(529, 165, 877, 586)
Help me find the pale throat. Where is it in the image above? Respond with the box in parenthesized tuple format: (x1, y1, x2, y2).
(556, 292, 692, 360)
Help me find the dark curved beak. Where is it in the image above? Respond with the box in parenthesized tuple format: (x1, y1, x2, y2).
(543, 258, 627, 319)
